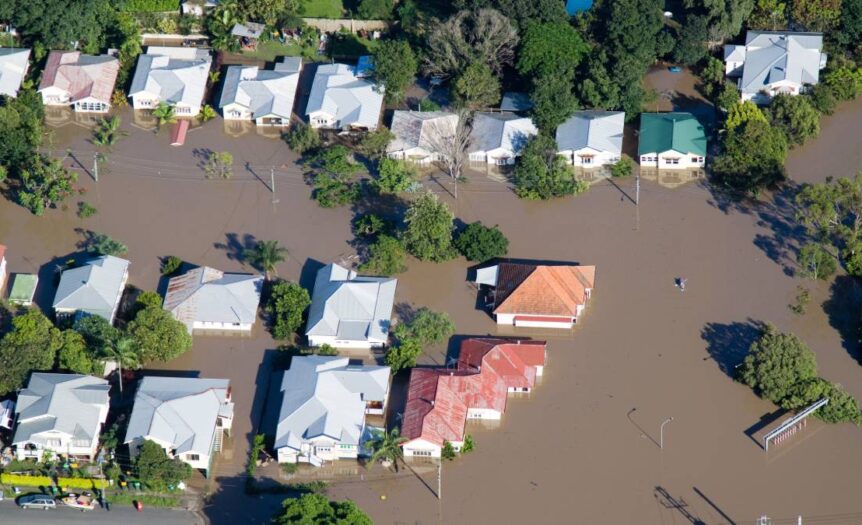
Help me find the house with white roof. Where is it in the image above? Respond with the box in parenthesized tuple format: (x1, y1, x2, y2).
(274, 356, 390, 466)
(53, 255, 129, 324)
(38, 51, 119, 113)
(0, 48, 30, 98)
(129, 46, 212, 117)
(305, 263, 397, 350)
(305, 63, 384, 131)
(467, 112, 538, 165)
(724, 31, 827, 104)
(124, 376, 234, 476)
(12, 373, 110, 461)
(163, 266, 263, 334)
(556, 111, 625, 167)
(219, 57, 301, 126)
(386, 110, 459, 166)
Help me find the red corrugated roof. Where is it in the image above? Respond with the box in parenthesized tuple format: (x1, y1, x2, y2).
(39, 51, 119, 105)
(458, 338, 546, 390)
(170, 119, 190, 146)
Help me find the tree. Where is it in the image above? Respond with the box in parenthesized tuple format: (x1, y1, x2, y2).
(454, 222, 509, 262)
(767, 94, 820, 146)
(135, 440, 194, 490)
(610, 156, 634, 178)
(394, 308, 455, 345)
(725, 101, 767, 131)
(17, 156, 77, 216)
(748, 0, 788, 30)
(790, 0, 841, 30)
(385, 337, 423, 372)
(161, 256, 183, 276)
(8, 0, 115, 51)
(198, 104, 217, 122)
(89, 233, 128, 256)
(101, 336, 140, 395)
(797, 243, 837, 279)
(58, 330, 101, 375)
(577, 53, 622, 110)
(0, 309, 63, 395)
(369, 428, 407, 470)
(795, 173, 862, 275)
(673, 14, 709, 66)
(516, 21, 588, 78)
(0, 90, 44, 171)
(783, 378, 862, 424)
(353, 214, 390, 238)
(74, 315, 120, 352)
(823, 66, 862, 101)
(284, 122, 320, 155)
(128, 306, 193, 363)
(373, 158, 416, 194)
(682, 0, 754, 40)
(309, 146, 362, 208)
(441, 441, 457, 460)
(838, 0, 862, 49)
(453, 62, 501, 110)
(359, 235, 408, 276)
(530, 73, 579, 132)
(204, 151, 234, 179)
(273, 493, 373, 525)
(713, 119, 787, 195)
(244, 240, 289, 280)
(699, 57, 726, 99)
(422, 9, 518, 78)
(357, 0, 394, 19)
(402, 193, 457, 262)
(426, 110, 472, 197)
(514, 135, 587, 200)
(359, 128, 395, 160)
(152, 102, 176, 126)
(93, 116, 125, 147)
(372, 40, 418, 103)
(739, 325, 817, 404)
(266, 280, 311, 340)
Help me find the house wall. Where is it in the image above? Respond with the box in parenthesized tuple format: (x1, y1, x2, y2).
(16, 431, 99, 461)
(131, 94, 160, 109)
(470, 149, 516, 165)
(639, 150, 705, 170)
(222, 102, 253, 121)
(255, 115, 289, 126)
(74, 97, 110, 113)
(308, 335, 385, 350)
(128, 435, 211, 471)
(559, 147, 620, 167)
(402, 438, 442, 458)
(277, 439, 360, 465)
(308, 111, 337, 129)
(107, 269, 130, 324)
(496, 313, 574, 329)
(740, 80, 802, 105)
(0, 256, 6, 292)
(387, 147, 438, 165)
(466, 407, 502, 420)
(191, 320, 253, 332)
(180, 451, 212, 471)
(40, 86, 71, 106)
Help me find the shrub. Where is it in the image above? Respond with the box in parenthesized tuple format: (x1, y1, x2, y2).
(797, 243, 837, 280)
(441, 441, 456, 460)
(58, 477, 109, 490)
(352, 213, 389, 238)
(454, 222, 509, 262)
(359, 235, 407, 276)
(77, 202, 98, 218)
(393, 308, 454, 345)
(0, 474, 52, 487)
(610, 156, 634, 178)
(312, 173, 360, 208)
(317, 344, 338, 356)
(284, 122, 320, 154)
(122, 0, 180, 12)
(90, 233, 128, 256)
(161, 255, 183, 276)
(267, 280, 312, 340)
(385, 337, 422, 372)
(373, 158, 416, 194)
(461, 434, 475, 453)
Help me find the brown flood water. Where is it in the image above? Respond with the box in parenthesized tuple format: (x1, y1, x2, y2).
(2, 101, 862, 524)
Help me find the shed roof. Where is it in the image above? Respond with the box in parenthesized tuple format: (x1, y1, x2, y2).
(638, 112, 706, 156)
(0, 48, 30, 98)
(38, 51, 119, 105)
(231, 22, 265, 39)
(556, 110, 625, 154)
(163, 266, 262, 331)
(9, 274, 38, 303)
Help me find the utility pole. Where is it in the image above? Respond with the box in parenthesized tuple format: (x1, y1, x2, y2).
(437, 461, 442, 500)
(93, 153, 99, 182)
(635, 170, 640, 206)
(270, 166, 279, 204)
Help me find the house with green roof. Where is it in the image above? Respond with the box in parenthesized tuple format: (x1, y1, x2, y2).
(638, 113, 707, 170)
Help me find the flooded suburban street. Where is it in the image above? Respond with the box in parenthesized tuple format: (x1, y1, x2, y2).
(3, 97, 862, 524)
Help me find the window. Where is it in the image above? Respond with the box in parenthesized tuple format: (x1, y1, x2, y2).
(664, 158, 679, 165)
(582, 157, 593, 165)
(412, 450, 432, 457)
(72, 439, 90, 448)
(187, 454, 200, 461)
(340, 444, 353, 449)
(696, 156, 704, 163)
(47, 439, 61, 448)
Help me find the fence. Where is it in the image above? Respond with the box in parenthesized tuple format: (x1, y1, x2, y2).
(301, 18, 391, 33)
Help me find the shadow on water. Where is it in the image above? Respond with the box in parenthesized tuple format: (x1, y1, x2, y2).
(654, 486, 706, 525)
(700, 320, 766, 378)
(743, 407, 787, 449)
(33, 249, 91, 313)
(214, 232, 258, 265)
(692, 486, 737, 525)
(299, 258, 325, 291)
(823, 275, 862, 362)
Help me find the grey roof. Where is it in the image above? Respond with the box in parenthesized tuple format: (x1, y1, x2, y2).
(53, 255, 129, 321)
(231, 22, 265, 39)
(305, 263, 396, 343)
(305, 63, 384, 129)
(467, 112, 538, 154)
(13, 373, 109, 447)
(0, 48, 29, 98)
(500, 92, 533, 112)
(737, 32, 825, 94)
(124, 377, 233, 456)
(219, 57, 301, 120)
(129, 46, 211, 107)
(274, 356, 390, 452)
(556, 111, 625, 154)
(387, 110, 458, 154)
(163, 266, 262, 331)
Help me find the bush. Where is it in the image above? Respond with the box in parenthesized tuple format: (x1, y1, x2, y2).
(393, 308, 454, 345)
(739, 325, 818, 403)
(90, 233, 128, 256)
(797, 243, 837, 280)
(0, 474, 52, 487)
(317, 344, 338, 356)
(610, 156, 634, 178)
(58, 477, 109, 490)
(122, 0, 179, 12)
(454, 222, 509, 262)
(313, 173, 360, 208)
(359, 235, 407, 276)
(77, 202, 97, 218)
(373, 158, 416, 194)
(402, 192, 456, 262)
(385, 337, 422, 372)
(461, 434, 475, 453)
(352, 213, 389, 238)
(161, 255, 183, 276)
(515, 135, 586, 200)
(267, 280, 312, 340)
(783, 378, 862, 424)
(284, 122, 320, 155)
(441, 441, 456, 460)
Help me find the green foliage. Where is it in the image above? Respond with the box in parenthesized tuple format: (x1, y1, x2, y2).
(790, 0, 840, 31)
(357, 0, 394, 19)
(713, 119, 787, 195)
(748, 0, 788, 29)
(739, 325, 818, 404)
(77, 202, 98, 219)
(352, 213, 389, 238)
(0, 309, 63, 395)
(610, 156, 634, 178)
(128, 306, 193, 363)
(807, 84, 837, 115)
(451, 61, 500, 111)
(17, 156, 78, 216)
(135, 440, 193, 491)
(788, 286, 811, 315)
(314, 145, 361, 176)
(198, 104, 217, 122)
(285, 122, 321, 155)
(247, 434, 266, 476)
(823, 66, 862, 101)
(418, 98, 441, 111)
(783, 379, 862, 424)
(372, 40, 417, 102)
(359, 128, 395, 160)
(402, 192, 456, 262)
(725, 101, 767, 131)
(267, 280, 311, 340)
(516, 21, 588, 78)
(152, 102, 177, 126)
(90, 233, 128, 256)
(204, 151, 234, 179)
(441, 441, 456, 460)
(93, 116, 125, 147)
(394, 308, 455, 346)
(461, 434, 475, 453)
(317, 344, 338, 356)
(369, 428, 406, 468)
(683, 0, 754, 40)
(273, 493, 373, 525)
(797, 243, 837, 280)
(161, 256, 183, 276)
(58, 330, 101, 375)
(767, 94, 820, 146)
(422, 9, 518, 78)
(838, 0, 862, 49)
(577, 51, 621, 111)
(8, 0, 115, 52)
(529, 72, 578, 132)
(373, 158, 416, 194)
(454, 222, 509, 262)
(716, 83, 742, 113)
(136, 289, 162, 310)
(514, 135, 585, 200)
(795, 173, 862, 275)
(385, 337, 422, 372)
(699, 57, 726, 99)
(313, 172, 361, 208)
(673, 14, 709, 66)
(74, 315, 120, 352)
(359, 235, 408, 276)
(123, 0, 180, 12)
(244, 240, 289, 278)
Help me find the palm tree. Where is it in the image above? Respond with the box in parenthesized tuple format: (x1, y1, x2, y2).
(152, 102, 176, 127)
(101, 336, 140, 396)
(93, 115, 125, 146)
(243, 240, 289, 280)
(198, 104, 217, 123)
(369, 428, 407, 471)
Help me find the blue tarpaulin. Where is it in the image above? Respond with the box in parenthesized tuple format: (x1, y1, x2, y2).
(566, 0, 593, 15)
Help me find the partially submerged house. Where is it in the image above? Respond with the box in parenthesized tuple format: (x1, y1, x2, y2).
(0, 48, 30, 98)
(124, 377, 234, 476)
(129, 46, 212, 117)
(638, 112, 707, 170)
(12, 373, 110, 461)
(467, 112, 537, 165)
(724, 31, 826, 104)
(305, 63, 384, 131)
(38, 51, 119, 113)
(386, 110, 459, 165)
(305, 263, 396, 349)
(475, 262, 596, 329)
(163, 266, 263, 334)
(400, 338, 547, 458)
(274, 356, 390, 465)
(556, 110, 625, 167)
(219, 57, 301, 126)
(53, 255, 130, 324)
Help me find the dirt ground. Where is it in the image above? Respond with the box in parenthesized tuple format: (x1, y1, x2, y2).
(3, 96, 862, 524)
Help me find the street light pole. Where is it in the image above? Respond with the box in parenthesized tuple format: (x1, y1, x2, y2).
(660, 417, 674, 449)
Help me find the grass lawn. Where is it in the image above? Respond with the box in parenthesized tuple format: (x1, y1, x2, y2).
(300, 0, 345, 18)
(239, 40, 329, 63)
(329, 34, 379, 60)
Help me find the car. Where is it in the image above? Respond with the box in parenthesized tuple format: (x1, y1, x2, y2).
(17, 494, 56, 510)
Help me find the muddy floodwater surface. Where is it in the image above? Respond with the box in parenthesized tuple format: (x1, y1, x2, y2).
(3, 101, 862, 524)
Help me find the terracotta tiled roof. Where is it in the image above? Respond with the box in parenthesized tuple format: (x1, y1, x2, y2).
(493, 263, 595, 317)
(39, 51, 119, 105)
(0, 244, 5, 261)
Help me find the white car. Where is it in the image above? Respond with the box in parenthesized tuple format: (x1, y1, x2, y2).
(18, 494, 56, 509)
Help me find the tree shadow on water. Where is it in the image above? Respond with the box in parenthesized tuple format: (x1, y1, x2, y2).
(823, 275, 862, 362)
(214, 232, 258, 265)
(700, 320, 766, 378)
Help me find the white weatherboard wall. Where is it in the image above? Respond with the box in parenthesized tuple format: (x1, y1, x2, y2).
(496, 313, 574, 329)
(403, 439, 442, 458)
(639, 150, 705, 170)
(307, 335, 385, 349)
(560, 146, 620, 167)
(466, 408, 502, 420)
(192, 320, 253, 332)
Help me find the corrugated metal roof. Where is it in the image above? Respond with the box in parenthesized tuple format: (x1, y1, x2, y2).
(638, 112, 707, 156)
(556, 110, 625, 155)
(219, 57, 301, 120)
(305, 63, 384, 129)
(492, 263, 596, 318)
(467, 112, 537, 155)
(129, 47, 211, 108)
(53, 255, 129, 321)
(738, 32, 824, 95)
(387, 110, 458, 155)
(0, 48, 29, 98)
(163, 267, 262, 332)
(38, 51, 119, 105)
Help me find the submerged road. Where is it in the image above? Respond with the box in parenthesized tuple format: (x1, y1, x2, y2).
(0, 500, 204, 524)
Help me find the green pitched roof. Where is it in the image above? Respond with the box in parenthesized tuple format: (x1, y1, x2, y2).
(638, 112, 707, 156)
(8, 274, 38, 304)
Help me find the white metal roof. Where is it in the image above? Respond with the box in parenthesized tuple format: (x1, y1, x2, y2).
(736, 32, 825, 94)
(219, 57, 301, 120)
(163, 266, 262, 331)
(52, 255, 129, 321)
(387, 110, 459, 154)
(129, 47, 211, 107)
(468, 112, 538, 154)
(0, 48, 29, 98)
(555, 111, 625, 155)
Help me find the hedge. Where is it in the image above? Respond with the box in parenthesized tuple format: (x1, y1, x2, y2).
(59, 477, 109, 490)
(122, 0, 179, 12)
(0, 474, 108, 490)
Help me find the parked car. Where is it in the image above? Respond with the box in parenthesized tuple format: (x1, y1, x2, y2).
(17, 494, 56, 510)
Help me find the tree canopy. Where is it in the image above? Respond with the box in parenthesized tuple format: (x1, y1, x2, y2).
(739, 325, 818, 404)
(273, 494, 373, 525)
(422, 9, 518, 78)
(516, 22, 588, 78)
(454, 222, 509, 262)
(402, 193, 457, 262)
(767, 94, 821, 146)
(373, 40, 418, 103)
(0, 309, 64, 395)
(135, 440, 194, 491)
(267, 280, 311, 340)
(127, 305, 193, 363)
(514, 135, 587, 199)
(713, 118, 787, 195)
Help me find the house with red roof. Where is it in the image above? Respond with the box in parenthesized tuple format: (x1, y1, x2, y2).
(475, 262, 596, 329)
(38, 51, 119, 113)
(401, 338, 547, 458)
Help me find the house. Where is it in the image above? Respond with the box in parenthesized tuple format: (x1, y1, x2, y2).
(556, 110, 625, 167)
(163, 266, 263, 334)
(0, 48, 30, 98)
(474, 262, 596, 329)
(305, 263, 396, 349)
(53, 255, 130, 323)
(499, 92, 533, 113)
(8, 274, 38, 306)
(386, 110, 459, 165)
(219, 57, 301, 126)
(129, 46, 212, 117)
(467, 112, 538, 165)
(305, 63, 384, 131)
(38, 51, 119, 113)
(638, 112, 707, 170)
(0, 244, 6, 293)
(182, 0, 219, 16)
(724, 31, 826, 104)
(231, 22, 265, 50)
(274, 356, 390, 465)
(124, 377, 234, 476)
(12, 373, 110, 461)
(400, 338, 546, 458)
